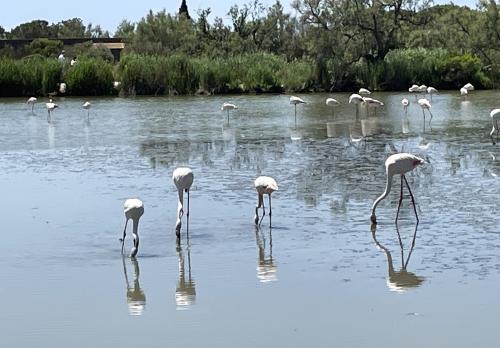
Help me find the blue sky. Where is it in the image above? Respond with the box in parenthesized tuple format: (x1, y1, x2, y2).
(1, 0, 477, 33)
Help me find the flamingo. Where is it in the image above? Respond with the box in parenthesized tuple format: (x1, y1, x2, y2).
(417, 98, 433, 126)
(408, 84, 419, 99)
(463, 83, 474, 91)
(359, 88, 371, 95)
(370, 153, 425, 224)
(83, 101, 91, 119)
(325, 97, 340, 117)
(173, 167, 194, 239)
(290, 96, 306, 126)
(460, 87, 468, 97)
(221, 102, 237, 124)
(427, 87, 438, 100)
(121, 198, 144, 258)
(349, 93, 364, 118)
(363, 97, 384, 116)
(490, 109, 500, 145)
(254, 176, 278, 226)
(417, 85, 427, 94)
(46, 98, 58, 123)
(26, 97, 37, 112)
(401, 98, 409, 115)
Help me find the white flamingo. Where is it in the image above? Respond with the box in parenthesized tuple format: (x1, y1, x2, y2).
(370, 153, 425, 224)
(363, 97, 384, 116)
(427, 87, 438, 100)
(359, 88, 371, 95)
(172, 167, 194, 239)
(417, 98, 433, 126)
(121, 198, 144, 258)
(46, 98, 58, 123)
(325, 97, 340, 117)
(83, 101, 91, 118)
(254, 176, 278, 226)
(463, 83, 474, 91)
(401, 98, 409, 115)
(408, 84, 419, 99)
(290, 96, 306, 126)
(349, 93, 364, 118)
(221, 102, 237, 124)
(26, 97, 37, 112)
(490, 109, 500, 144)
(460, 87, 468, 97)
(417, 84, 427, 94)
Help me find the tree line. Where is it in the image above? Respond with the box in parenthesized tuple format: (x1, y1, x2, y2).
(0, 0, 499, 96)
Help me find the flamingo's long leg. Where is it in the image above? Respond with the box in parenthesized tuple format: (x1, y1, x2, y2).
(121, 219, 128, 254)
(395, 175, 404, 223)
(403, 175, 419, 223)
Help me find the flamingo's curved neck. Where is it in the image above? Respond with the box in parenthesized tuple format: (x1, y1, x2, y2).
(176, 189, 184, 228)
(371, 173, 393, 218)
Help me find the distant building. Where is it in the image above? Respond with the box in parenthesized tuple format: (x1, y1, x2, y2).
(0, 38, 126, 62)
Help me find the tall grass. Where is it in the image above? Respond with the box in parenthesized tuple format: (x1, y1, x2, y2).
(117, 53, 315, 95)
(65, 58, 114, 95)
(0, 56, 61, 97)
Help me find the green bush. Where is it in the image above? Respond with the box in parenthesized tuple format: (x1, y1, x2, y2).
(0, 57, 61, 96)
(64, 58, 113, 95)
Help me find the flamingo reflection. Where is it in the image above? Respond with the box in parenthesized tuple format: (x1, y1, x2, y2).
(255, 225, 277, 283)
(122, 256, 146, 315)
(175, 243, 196, 310)
(370, 223, 425, 292)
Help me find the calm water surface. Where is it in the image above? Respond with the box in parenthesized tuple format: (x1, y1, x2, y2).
(0, 92, 499, 347)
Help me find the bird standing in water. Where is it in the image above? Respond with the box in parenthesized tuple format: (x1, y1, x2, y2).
(371, 153, 425, 224)
(290, 96, 306, 126)
(221, 102, 237, 124)
(173, 167, 194, 240)
(121, 198, 144, 258)
(490, 109, 500, 144)
(254, 176, 278, 226)
(27, 97, 37, 113)
(46, 99, 58, 123)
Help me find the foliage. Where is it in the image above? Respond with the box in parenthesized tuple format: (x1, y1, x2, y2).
(0, 57, 61, 96)
(25, 39, 63, 57)
(64, 58, 114, 95)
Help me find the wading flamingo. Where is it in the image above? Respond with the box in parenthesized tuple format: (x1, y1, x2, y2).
(401, 98, 409, 115)
(349, 93, 364, 118)
(363, 97, 384, 116)
(490, 109, 500, 144)
(46, 98, 58, 123)
(427, 87, 438, 100)
(417, 85, 427, 95)
(83, 101, 91, 118)
(463, 83, 474, 91)
(408, 84, 419, 99)
(221, 102, 237, 124)
(27, 97, 37, 112)
(290, 96, 306, 126)
(121, 198, 144, 258)
(370, 153, 425, 224)
(359, 88, 371, 95)
(326, 97, 340, 117)
(173, 167, 194, 239)
(254, 176, 278, 226)
(417, 98, 433, 126)
(460, 87, 468, 97)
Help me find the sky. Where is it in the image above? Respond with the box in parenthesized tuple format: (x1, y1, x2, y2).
(1, 0, 478, 33)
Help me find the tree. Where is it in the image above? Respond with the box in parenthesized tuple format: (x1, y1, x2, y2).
(115, 20, 136, 40)
(179, 0, 191, 20)
(56, 18, 86, 38)
(10, 20, 55, 39)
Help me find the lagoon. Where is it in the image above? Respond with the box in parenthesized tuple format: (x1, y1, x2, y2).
(0, 91, 499, 347)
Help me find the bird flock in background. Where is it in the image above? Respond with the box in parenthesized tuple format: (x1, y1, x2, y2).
(23, 81, 498, 257)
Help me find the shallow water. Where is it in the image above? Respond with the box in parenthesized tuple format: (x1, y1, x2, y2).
(1, 91, 499, 347)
